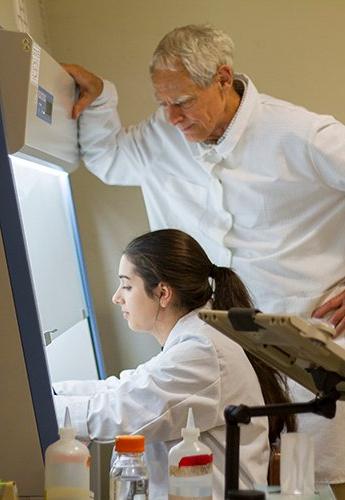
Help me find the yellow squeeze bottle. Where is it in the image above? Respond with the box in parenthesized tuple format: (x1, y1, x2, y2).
(44, 407, 91, 500)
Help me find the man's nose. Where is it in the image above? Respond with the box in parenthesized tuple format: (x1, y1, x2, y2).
(166, 104, 184, 126)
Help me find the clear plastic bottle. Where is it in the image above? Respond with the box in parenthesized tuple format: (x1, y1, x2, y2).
(109, 435, 149, 500)
(44, 407, 91, 500)
(168, 408, 213, 499)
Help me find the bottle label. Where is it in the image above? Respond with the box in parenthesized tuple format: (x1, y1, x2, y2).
(179, 455, 213, 467)
(169, 463, 212, 477)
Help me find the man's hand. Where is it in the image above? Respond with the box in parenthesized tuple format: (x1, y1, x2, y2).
(62, 63, 104, 119)
(312, 289, 345, 336)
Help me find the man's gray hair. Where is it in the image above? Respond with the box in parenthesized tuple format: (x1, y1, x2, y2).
(150, 24, 235, 88)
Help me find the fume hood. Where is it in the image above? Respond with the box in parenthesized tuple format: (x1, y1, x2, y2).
(0, 30, 105, 498)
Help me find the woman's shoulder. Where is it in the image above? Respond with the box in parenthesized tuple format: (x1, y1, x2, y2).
(167, 310, 243, 355)
(200, 320, 245, 356)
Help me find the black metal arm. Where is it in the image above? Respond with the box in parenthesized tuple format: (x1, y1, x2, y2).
(224, 390, 339, 499)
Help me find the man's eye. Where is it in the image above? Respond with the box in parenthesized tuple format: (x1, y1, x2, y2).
(179, 99, 195, 110)
(122, 286, 132, 290)
(159, 100, 194, 109)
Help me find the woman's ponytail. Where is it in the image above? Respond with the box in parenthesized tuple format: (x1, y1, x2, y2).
(212, 266, 296, 444)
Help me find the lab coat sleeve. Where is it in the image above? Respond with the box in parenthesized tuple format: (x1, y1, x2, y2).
(53, 375, 120, 395)
(53, 335, 221, 444)
(79, 79, 156, 186)
(309, 117, 345, 190)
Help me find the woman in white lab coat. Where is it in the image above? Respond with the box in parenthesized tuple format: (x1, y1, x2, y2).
(54, 229, 294, 499)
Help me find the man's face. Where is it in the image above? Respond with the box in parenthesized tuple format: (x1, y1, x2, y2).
(152, 66, 227, 143)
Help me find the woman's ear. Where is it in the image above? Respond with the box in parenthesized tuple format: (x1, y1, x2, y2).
(156, 282, 173, 308)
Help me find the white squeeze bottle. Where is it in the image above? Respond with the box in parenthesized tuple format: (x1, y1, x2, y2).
(168, 408, 213, 499)
(44, 407, 91, 500)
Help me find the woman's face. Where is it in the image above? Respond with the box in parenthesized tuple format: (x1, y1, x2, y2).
(112, 255, 160, 333)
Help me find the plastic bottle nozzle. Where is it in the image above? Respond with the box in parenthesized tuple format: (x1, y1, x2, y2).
(59, 406, 75, 439)
(186, 407, 195, 429)
(63, 406, 72, 428)
(182, 407, 200, 439)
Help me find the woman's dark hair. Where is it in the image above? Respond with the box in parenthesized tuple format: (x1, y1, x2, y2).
(125, 229, 296, 443)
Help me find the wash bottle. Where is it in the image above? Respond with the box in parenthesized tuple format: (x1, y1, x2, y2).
(168, 407, 213, 499)
(44, 407, 91, 499)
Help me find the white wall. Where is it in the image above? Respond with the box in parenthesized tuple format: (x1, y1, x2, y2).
(38, 0, 345, 374)
(0, 0, 49, 48)
(0, 0, 17, 30)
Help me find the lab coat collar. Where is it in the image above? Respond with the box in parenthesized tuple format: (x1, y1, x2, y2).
(162, 304, 211, 352)
(189, 74, 259, 167)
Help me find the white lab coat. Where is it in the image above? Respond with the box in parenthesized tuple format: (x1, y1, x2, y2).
(54, 309, 269, 499)
(79, 74, 345, 318)
(78, 74, 345, 483)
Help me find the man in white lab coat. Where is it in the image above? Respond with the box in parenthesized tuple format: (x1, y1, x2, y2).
(64, 24, 345, 492)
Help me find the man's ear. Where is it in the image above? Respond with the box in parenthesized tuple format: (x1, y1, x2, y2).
(216, 65, 233, 88)
(156, 282, 173, 308)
